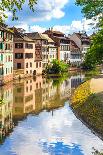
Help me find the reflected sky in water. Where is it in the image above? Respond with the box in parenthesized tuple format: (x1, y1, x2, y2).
(0, 74, 103, 155)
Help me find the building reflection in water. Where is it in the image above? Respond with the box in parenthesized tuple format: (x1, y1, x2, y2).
(0, 73, 85, 144)
(0, 82, 13, 144)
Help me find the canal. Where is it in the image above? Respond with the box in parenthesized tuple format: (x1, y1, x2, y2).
(0, 73, 103, 155)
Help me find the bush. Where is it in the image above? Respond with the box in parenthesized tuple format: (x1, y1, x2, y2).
(46, 60, 69, 74)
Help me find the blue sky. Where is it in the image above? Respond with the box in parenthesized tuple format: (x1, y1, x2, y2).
(6, 0, 95, 34)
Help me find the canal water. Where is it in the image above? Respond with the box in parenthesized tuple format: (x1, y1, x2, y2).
(0, 74, 103, 155)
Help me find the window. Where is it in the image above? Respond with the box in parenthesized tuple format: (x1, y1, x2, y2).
(0, 54, 3, 61)
(25, 43, 33, 49)
(39, 62, 41, 67)
(30, 70, 32, 74)
(15, 53, 23, 59)
(0, 67, 3, 75)
(30, 85, 32, 91)
(0, 43, 3, 50)
(11, 55, 12, 61)
(25, 53, 33, 59)
(0, 31, 4, 38)
(26, 71, 28, 74)
(26, 86, 28, 92)
(36, 83, 38, 89)
(8, 55, 11, 62)
(5, 43, 10, 50)
(15, 43, 23, 49)
(25, 94, 33, 103)
(26, 63, 28, 68)
(17, 88, 22, 93)
(30, 62, 32, 67)
(17, 63, 21, 69)
(15, 97, 23, 103)
(6, 68, 8, 74)
(36, 62, 38, 68)
(39, 82, 41, 88)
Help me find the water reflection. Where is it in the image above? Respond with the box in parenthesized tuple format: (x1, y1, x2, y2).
(0, 74, 103, 155)
(0, 83, 13, 144)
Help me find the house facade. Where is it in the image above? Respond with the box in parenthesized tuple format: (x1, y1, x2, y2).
(25, 32, 44, 72)
(70, 32, 90, 62)
(13, 28, 38, 77)
(44, 29, 70, 63)
(70, 40, 82, 66)
(0, 24, 13, 85)
(0, 82, 13, 141)
(41, 34, 57, 64)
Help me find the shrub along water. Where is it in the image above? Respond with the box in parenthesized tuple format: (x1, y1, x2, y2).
(71, 79, 103, 143)
(46, 60, 69, 74)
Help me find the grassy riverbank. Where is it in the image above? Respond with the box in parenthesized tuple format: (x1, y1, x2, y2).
(71, 77, 103, 141)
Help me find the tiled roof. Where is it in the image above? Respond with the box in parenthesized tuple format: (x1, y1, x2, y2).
(41, 34, 54, 43)
(52, 30, 64, 35)
(25, 32, 46, 40)
(10, 27, 34, 42)
(75, 32, 90, 41)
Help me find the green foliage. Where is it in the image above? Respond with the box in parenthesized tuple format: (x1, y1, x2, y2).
(52, 75, 69, 87)
(0, 99, 5, 105)
(0, 0, 37, 22)
(82, 29, 103, 68)
(76, 0, 103, 67)
(72, 81, 103, 140)
(76, 0, 103, 28)
(46, 60, 69, 74)
(89, 29, 103, 64)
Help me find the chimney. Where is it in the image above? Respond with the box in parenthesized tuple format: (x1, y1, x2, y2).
(51, 27, 53, 31)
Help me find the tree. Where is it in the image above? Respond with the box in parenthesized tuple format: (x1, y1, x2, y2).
(0, 0, 37, 22)
(76, 0, 103, 67)
(76, 0, 103, 28)
(46, 60, 69, 74)
(81, 29, 103, 69)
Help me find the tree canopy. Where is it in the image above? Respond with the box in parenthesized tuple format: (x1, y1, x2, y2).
(76, 0, 103, 68)
(76, 0, 103, 28)
(0, 0, 37, 22)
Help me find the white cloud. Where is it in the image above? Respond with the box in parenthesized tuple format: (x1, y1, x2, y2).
(53, 18, 97, 35)
(8, 0, 69, 24)
(15, 24, 46, 33)
(30, 25, 46, 33)
(15, 18, 96, 35)
(33, 0, 69, 21)
(3, 105, 103, 155)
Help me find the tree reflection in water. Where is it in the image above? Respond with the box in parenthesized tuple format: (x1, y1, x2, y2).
(1, 73, 102, 155)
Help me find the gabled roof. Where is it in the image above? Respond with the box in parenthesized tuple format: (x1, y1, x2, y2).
(52, 30, 64, 35)
(41, 34, 54, 43)
(74, 32, 90, 41)
(25, 32, 46, 40)
(70, 40, 80, 49)
(10, 27, 34, 42)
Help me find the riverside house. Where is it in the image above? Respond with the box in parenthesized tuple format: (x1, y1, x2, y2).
(44, 28, 70, 63)
(12, 28, 39, 77)
(25, 32, 44, 71)
(70, 32, 90, 61)
(0, 24, 13, 85)
(70, 40, 82, 66)
(41, 34, 57, 64)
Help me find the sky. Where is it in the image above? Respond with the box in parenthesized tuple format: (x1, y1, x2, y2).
(6, 0, 96, 34)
